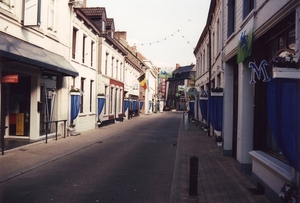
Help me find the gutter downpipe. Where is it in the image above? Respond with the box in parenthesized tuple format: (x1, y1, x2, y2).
(207, 26, 212, 137)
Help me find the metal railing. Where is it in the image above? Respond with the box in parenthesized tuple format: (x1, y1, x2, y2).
(44, 119, 67, 144)
(1, 126, 8, 155)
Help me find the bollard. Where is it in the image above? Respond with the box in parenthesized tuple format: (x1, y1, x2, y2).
(189, 156, 198, 196)
(184, 112, 189, 130)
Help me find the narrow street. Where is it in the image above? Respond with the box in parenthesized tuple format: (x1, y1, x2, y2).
(0, 113, 180, 203)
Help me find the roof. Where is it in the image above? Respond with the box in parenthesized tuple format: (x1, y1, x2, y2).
(81, 7, 106, 17)
(173, 64, 195, 74)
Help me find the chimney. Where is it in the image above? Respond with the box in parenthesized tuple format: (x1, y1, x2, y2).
(114, 31, 127, 41)
(176, 63, 180, 69)
(132, 45, 137, 51)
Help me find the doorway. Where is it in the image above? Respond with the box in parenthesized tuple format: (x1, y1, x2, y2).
(5, 76, 31, 136)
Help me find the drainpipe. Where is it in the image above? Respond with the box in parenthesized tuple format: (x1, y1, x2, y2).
(207, 26, 212, 137)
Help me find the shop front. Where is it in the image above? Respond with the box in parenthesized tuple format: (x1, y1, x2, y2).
(0, 32, 78, 143)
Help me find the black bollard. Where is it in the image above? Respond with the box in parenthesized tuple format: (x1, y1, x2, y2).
(189, 156, 198, 196)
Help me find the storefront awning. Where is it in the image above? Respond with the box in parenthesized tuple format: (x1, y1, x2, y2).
(0, 32, 78, 77)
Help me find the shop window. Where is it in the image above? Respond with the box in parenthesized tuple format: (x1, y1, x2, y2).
(278, 35, 285, 50)
(243, 0, 254, 19)
(227, 0, 235, 37)
(288, 29, 295, 50)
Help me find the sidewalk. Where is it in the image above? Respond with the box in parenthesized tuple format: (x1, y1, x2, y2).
(175, 120, 272, 203)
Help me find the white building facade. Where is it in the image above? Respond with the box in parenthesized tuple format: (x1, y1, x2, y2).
(0, 0, 79, 141)
(195, 0, 300, 202)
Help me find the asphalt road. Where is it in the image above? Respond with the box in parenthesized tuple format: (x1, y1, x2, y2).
(0, 113, 180, 203)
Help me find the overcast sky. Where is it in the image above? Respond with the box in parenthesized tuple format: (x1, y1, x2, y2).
(86, 0, 210, 68)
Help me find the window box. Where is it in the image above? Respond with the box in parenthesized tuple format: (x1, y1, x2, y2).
(272, 67, 300, 79)
(211, 92, 223, 96)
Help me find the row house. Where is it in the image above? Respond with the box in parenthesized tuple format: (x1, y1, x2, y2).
(0, 0, 157, 154)
(194, 0, 300, 202)
(115, 31, 147, 118)
(81, 7, 127, 125)
(0, 0, 79, 142)
(166, 64, 196, 111)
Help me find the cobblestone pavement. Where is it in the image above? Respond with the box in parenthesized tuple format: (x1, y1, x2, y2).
(175, 120, 273, 203)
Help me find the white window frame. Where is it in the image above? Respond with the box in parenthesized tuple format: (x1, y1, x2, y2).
(47, 0, 56, 32)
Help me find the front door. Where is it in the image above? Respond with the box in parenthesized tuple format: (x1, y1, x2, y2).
(6, 76, 31, 136)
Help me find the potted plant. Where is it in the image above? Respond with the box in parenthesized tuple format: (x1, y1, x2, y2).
(269, 52, 300, 79)
(97, 93, 105, 97)
(211, 87, 223, 96)
(279, 183, 299, 203)
(215, 136, 223, 146)
(70, 88, 81, 95)
(68, 124, 76, 131)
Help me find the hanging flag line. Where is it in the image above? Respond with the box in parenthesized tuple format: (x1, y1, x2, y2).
(134, 30, 194, 48)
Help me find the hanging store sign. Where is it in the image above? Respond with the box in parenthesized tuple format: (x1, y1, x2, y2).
(248, 60, 270, 84)
(2, 74, 19, 83)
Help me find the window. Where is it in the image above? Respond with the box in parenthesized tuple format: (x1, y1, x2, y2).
(243, 0, 254, 19)
(23, 0, 41, 26)
(72, 28, 78, 59)
(90, 80, 93, 112)
(216, 19, 220, 55)
(203, 50, 205, 73)
(116, 60, 119, 80)
(104, 86, 108, 114)
(120, 62, 123, 81)
(47, 0, 55, 31)
(110, 87, 113, 114)
(119, 90, 122, 112)
(91, 41, 94, 67)
(287, 29, 295, 50)
(80, 78, 85, 113)
(111, 57, 114, 77)
(105, 53, 109, 75)
(82, 35, 86, 63)
(227, 0, 235, 37)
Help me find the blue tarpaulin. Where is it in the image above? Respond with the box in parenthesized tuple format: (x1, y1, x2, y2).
(139, 101, 144, 110)
(199, 98, 208, 121)
(97, 97, 106, 117)
(124, 100, 130, 113)
(132, 100, 137, 111)
(208, 95, 223, 131)
(267, 78, 300, 172)
(70, 94, 80, 122)
(189, 101, 195, 118)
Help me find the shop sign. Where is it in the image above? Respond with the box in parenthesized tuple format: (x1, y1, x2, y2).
(248, 60, 271, 84)
(2, 74, 19, 83)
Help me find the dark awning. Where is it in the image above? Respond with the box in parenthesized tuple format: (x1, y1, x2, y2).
(0, 32, 78, 77)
